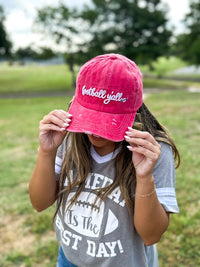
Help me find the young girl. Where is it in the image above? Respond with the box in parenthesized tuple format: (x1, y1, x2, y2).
(29, 54, 180, 267)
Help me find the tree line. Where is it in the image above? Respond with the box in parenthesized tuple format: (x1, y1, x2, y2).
(0, 0, 200, 71)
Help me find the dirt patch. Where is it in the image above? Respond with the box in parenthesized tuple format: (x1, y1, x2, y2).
(2, 146, 27, 161)
(19, 181, 29, 190)
(0, 214, 35, 255)
(188, 200, 200, 218)
(178, 106, 197, 114)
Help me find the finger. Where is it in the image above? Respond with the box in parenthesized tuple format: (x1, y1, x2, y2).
(127, 145, 160, 161)
(127, 128, 159, 146)
(49, 110, 72, 124)
(39, 123, 67, 133)
(41, 114, 69, 129)
(125, 136, 158, 153)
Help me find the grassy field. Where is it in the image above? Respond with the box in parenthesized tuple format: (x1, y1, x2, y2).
(0, 89, 200, 266)
(1, 62, 199, 96)
(0, 64, 73, 94)
(0, 59, 200, 266)
(0, 97, 70, 267)
(146, 91, 200, 266)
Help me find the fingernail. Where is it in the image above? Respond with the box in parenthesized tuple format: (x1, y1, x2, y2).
(61, 128, 66, 131)
(65, 118, 71, 122)
(68, 113, 73, 117)
(125, 131, 132, 135)
(124, 135, 131, 140)
(128, 127, 133, 131)
(63, 123, 69, 127)
(127, 146, 133, 150)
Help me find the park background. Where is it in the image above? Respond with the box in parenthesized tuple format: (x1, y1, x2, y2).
(0, 0, 200, 266)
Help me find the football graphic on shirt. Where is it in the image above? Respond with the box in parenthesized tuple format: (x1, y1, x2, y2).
(64, 192, 119, 238)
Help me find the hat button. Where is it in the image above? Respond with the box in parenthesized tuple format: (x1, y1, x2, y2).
(110, 54, 117, 60)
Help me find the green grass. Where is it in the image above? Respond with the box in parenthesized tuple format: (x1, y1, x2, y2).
(151, 56, 187, 77)
(146, 91, 200, 267)
(0, 97, 70, 267)
(0, 64, 73, 94)
(1, 62, 199, 97)
(143, 77, 188, 90)
(0, 90, 200, 266)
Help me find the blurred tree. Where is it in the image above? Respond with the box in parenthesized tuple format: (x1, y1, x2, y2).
(35, 4, 81, 88)
(175, 0, 200, 66)
(15, 46, 38, 59)
(0, 5, 12, 57)
(37, 47, 56, 60)
(81, 0, 172, 67)
(15, 46, 56, 61)
(35, 0, 172, 86)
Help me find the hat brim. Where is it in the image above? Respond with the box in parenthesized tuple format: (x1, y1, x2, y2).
(67, 97, 137, 142)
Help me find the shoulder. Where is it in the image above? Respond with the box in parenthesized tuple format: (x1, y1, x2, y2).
(154, 142, 179, 213)
(155, 141, 174, 169)
(153, 141, 175, 187)
(159, 141, 173, 160)
(55, 136, 68, 177)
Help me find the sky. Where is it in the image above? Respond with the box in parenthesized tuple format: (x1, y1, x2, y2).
(0, 0, 190, 51)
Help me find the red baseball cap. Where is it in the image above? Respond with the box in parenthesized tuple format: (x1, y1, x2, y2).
(67, 53, 143, 141)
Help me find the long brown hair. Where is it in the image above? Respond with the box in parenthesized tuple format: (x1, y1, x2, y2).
(54, 103, 180, 218)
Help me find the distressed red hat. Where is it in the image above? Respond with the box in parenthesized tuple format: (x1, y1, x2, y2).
(67, 53, 143, 141)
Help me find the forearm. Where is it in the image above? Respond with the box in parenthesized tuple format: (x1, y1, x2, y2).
(134, 175, 169, 246)
(29, 147, 58, 212)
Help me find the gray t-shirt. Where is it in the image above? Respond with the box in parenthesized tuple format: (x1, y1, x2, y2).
(54, 141, 179, 267)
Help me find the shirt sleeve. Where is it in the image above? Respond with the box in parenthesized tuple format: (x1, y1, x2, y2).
(55, 140, 66, 180)
(153, 142, 179, 213)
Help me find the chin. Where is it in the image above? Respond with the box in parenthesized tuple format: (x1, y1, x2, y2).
(88, 134, 113, 146)
(88, 135, 106, 144)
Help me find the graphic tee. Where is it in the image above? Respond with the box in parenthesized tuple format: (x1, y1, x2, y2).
(54, 141, 179, 267)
